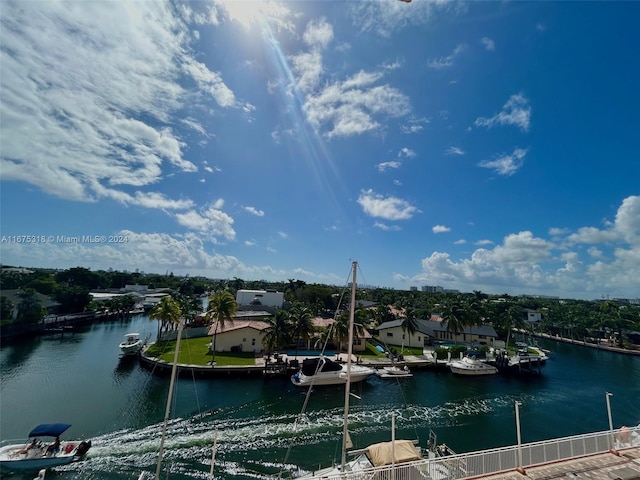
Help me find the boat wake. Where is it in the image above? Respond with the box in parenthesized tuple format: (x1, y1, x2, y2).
(49, 392, 540, 479)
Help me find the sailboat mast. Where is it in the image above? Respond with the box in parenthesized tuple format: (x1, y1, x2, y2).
(341, 261, 357, 469)
(155, 319, 184, 480)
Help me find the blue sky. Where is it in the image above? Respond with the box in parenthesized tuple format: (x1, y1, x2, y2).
(1, 0, 639, 300)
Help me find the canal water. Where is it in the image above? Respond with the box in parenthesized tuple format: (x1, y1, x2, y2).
(1, 315, 639, 479)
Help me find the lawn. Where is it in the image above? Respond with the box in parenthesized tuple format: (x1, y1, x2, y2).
(145, 336, 256, 366)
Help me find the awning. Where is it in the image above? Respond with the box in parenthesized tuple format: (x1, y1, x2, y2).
(366, 440, 421, 467)
(29, 423, 72, 438)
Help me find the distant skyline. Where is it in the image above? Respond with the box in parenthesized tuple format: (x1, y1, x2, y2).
(1, 1, 639, 301)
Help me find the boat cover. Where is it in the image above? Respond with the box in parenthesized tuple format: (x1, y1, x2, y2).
(365, 440, 421, 467)
(29, 423, 71, 438)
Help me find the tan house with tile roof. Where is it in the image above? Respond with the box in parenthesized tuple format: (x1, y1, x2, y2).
(206, 314, 371, 353)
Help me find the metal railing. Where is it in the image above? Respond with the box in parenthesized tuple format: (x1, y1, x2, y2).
(304, 426, 639, 480)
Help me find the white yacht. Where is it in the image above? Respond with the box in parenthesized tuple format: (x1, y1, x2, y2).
(291, 356, 375, 387)
(448, 355, 497, 376)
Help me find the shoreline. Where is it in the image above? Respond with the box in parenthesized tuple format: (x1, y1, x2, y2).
(138, 330, 640, 378)
(524, 331, 640, 356)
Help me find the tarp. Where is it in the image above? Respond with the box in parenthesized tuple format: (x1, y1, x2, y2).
(29, 423, 71, 438)
(365, 440, 421, 467)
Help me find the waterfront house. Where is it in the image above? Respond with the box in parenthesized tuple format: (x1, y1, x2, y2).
(205, 312, 370, 354)
(377, 317, 498, 349)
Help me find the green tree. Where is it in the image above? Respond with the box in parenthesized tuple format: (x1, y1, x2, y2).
(290, 303, 314, 356)
(149, 296, 182, 341)
(262, 309, 292, 355)
(0, 296, 15, 323)
(206, 290, 238, 363)
(16, 289, 45, 324)
(441, 301, 468, 343)
(400, 307, 419, 350)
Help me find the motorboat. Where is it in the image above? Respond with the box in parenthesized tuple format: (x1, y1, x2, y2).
(376, 365, 413, 379)
(291, 356, 375, 387)
(0, 423, 91, 472)
(448, 355, 497, 376)
(119, 332, 144, 355)
(495, 348, 548, 372)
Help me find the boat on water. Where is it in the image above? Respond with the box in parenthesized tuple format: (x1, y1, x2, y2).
(291, 356, 375, 386)
(494, 348, 548, 372)
(448, 355, 497, 376)
(376, 365, 413, 379)
(119, 332, 145, 356)
(0, 423, 91, 472)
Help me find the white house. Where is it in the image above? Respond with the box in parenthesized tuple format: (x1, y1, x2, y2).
(236, 289, 284, 308)
(523, 309, 542, 324)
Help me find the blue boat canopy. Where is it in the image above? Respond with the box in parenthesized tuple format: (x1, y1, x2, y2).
(29, 423, 71, 438)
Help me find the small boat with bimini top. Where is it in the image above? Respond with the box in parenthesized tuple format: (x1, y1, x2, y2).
(119, 332, 145, 356)
(0, 423, 91, 472)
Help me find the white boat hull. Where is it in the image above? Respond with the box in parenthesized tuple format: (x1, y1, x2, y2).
(448, 356, 497, 375)
(376, 366, 413, 379)
(292, 366, 375, 386)
(119, 341, 143, 355)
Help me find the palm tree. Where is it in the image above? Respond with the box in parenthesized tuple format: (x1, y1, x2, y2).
(400, 307, 419, 352)
(206, 290, 238, 364)
(149, 296, 182, 341)
(263, 309, 292, 355)
(441, 301, 467, 343)
(290, 303, 314, 356)
(332, 309, 367, 353)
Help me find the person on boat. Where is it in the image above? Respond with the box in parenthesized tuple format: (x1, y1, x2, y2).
(17, 438, 37, 455)
(46, 437, 61, 455)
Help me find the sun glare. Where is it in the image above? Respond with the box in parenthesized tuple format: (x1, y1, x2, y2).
(221, 0, 268, 30)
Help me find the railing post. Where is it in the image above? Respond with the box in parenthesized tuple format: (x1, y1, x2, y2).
(515, 401, 525, 474)
(605, 392, 617, 453)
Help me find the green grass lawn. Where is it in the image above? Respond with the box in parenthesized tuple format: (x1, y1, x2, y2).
(145, 336, 256, 366)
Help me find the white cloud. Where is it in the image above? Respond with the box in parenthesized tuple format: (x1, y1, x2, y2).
(174, 201, 235, 241)
(289, 20, 411, 139)
(243, 206, 265, 217)
(427, 44, 466, 70)
(377, 161, 402, 172)
(479, 148, 528, 176)
(350, 0, 460, 38)
(567, 195, 640, 245)
(374, 222, 401, 232)
(445, 146, 465, 156)
(399, 147, 416, 158)
(0, 1, 234, 203)
(433, 225, 451, 234)
(303, 18, 334, 49)
(481, 37, 495, 51)
(475, 93, 531, 132)
(409, 197, 640, 298)
(358, 189, 420, 221)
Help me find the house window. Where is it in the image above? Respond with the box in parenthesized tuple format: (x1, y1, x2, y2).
(243, 338, 247, 342)
(386, 332, 393, 337)
(402, 334, 405, 340)
(479, 335, 486, 339)
(252, 338, 256, 346)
